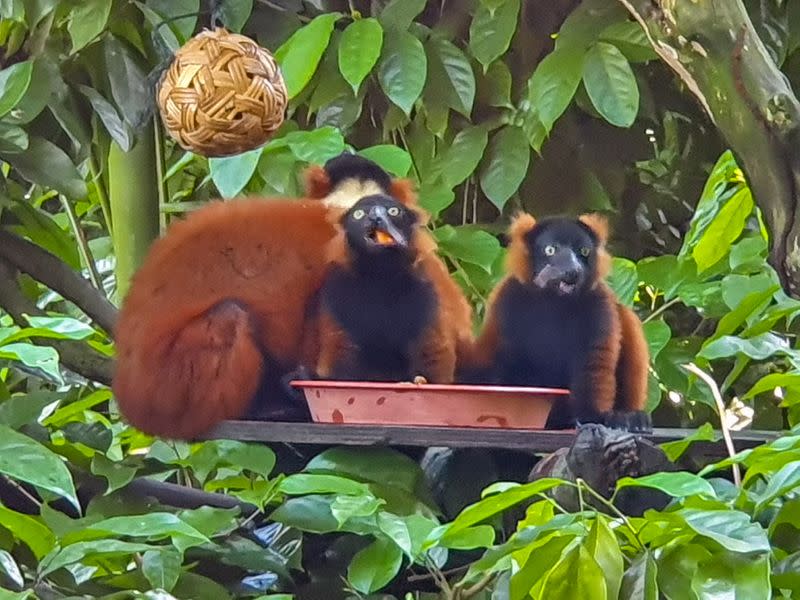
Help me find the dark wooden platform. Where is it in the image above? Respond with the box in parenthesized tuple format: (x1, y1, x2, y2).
(205, 421, 778, 457)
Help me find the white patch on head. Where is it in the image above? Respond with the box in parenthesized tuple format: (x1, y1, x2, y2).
(323, 179, 385, 209)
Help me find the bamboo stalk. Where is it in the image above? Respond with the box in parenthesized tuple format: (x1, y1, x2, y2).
(108, 124, 160, 299)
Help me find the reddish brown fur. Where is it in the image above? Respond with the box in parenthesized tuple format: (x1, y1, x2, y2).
(113, 172, 460, 439)
(464, 211, 649, 418)
(616, 303, 649, 411)
(316, 208, 474, 383)
(113, 199, 335, 439)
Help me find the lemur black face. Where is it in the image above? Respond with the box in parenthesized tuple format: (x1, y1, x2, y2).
(342, 194, 418, 256)
(526, 218, 599, 296)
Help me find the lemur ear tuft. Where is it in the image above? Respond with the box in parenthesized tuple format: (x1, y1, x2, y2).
(578, 213, 610, 243)
(304, 165, 331, 199)
(506, 212, 537, 283)
(390, 179, 417, 206)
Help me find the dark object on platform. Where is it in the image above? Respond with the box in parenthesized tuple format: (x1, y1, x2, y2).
(529, 423, 678, 516)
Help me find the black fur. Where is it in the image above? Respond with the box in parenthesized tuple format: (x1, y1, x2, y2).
(493, 278, 614, 428)
(324, 153, 391, 193)
(320, 195, 438, 381)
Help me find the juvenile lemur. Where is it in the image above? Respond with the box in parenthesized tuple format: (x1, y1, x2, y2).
(464, 213, 651, 432)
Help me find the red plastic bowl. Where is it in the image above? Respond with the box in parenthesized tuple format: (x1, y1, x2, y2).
(290, 381, 570, 429)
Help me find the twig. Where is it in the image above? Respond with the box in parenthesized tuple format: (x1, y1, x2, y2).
(574, 479, 645, 551)
(0, 229, 118, 334)
(2, 475, 43, 508)
(682, 362, 742, 485)
(642, 297, 679, 323)
(60, 195, 103, 291)
(88, 152, 113, 236)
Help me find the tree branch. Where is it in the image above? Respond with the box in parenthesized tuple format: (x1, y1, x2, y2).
(0, 260, 114, 385)
(0, 229, 118, 333)
(620, 0, 800, 298)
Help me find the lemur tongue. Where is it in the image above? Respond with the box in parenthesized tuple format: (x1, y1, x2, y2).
(374, 229, 397, 246)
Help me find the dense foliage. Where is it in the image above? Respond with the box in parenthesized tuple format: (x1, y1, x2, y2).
(1, 0, 800, 597)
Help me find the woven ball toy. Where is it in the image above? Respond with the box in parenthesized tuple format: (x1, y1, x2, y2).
(157, 28, 288, 157)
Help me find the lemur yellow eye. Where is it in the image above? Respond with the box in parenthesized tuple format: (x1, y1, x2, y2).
(544, 245, 556, 256)
(580, 247, 591, 257)
(353, 209, 366, 220)
(387, 206, 400, 216)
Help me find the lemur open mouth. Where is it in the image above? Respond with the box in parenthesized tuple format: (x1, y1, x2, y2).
(367, 228, 399, 246)
(558, 281, 577, 295)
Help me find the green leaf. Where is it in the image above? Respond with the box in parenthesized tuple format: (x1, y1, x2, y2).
(25, 316, 95, 340)
(339, 18, 383, 93)
(439, 524, 495, 550)
(104, 35, 150, 129)
(527, 47, 584, 132)
(279, 473, 370, 496)
(744, 373, 800, 400)
(142, 548, 182, 592)
(0, 549, 23, 590)
(40, 540, 158, 577)
(479, 125, 530, 211)
(643, 319, 671, 359)
(620, 551, 658, 600)
(586, 519, 623, 599)
(358, 145, 412, 177)
(616, 471, 715, 498)
(479, 60, 513, 108)
(660, 423, 718, 462)
(0, 505, 56, 559)
(582, 42, 638, 127)
(270, 495, 339, 533)
(209, 147, 263, 198)
(186, 440, 276, 483)
(348, 536, 403, 594)
(418, 181, 455, 217)
(436, 125, 488, 188)
(285, 126, 346, 164)
(77, 84, 132, 152)
(0, 61, 32, 118)
(607, 257, 638, 306)
(91, 454, 138, 494)
(305, 447, 424, 494)
(444, 478, 562, 537)
(379, 0, 425, 30)
(427, 36, 475, 117)
(469, 0, 520, 70)
(730, 236, 768, 272)
(0, 391, 60, 430)
(541, 543, 607, 599)
(77, 513, 209, 551)
(218, 0, 253, 33)
(599, 21, 657, 62)
(0, 122, 28, 153)
(5, 136, 87, 198)
(712, 284, 778, 340)
(330, 494, 384, 525)
(378, 30, 427, 115)
(376, 512, 414, 556)
(434, 225, 501, 272)
(680, 509, 770, 553)
(699, 332, 788, 361)
(510, 534, 573, 599)
(68, 0, 111, 52)
(0, 343, 62, 384)
(275, 12, 340, 98)
(145, 0, 199, 44)
(692, 188, 754, 272)
(754, 461, 800, 513)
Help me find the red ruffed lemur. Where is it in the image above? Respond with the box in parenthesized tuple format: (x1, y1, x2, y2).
(113, 154, 420, 440)
(462, 213, 651, 433)
(311, 194, 474, 382)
